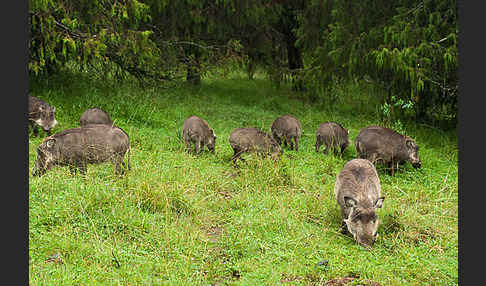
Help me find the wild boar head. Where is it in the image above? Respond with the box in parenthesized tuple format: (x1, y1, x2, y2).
(404, 136, 421, 168)
(343, 196, 385, 250)
(32, 138, 59, 176)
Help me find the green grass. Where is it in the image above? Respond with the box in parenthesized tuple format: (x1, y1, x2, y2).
(29, 74, 458, 285)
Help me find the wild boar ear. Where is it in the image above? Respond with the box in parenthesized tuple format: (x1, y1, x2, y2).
(52, 106, 56, 112)
(46, 138, 56, 148)
(344, 196, 357, 208)
(374, 197, 385, 208)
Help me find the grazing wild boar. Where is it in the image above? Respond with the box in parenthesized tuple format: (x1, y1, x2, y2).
(271, 115, 302, 151)
(315, 122, 350, 156)
(182, 115, 216, 154)
(334, 158, 385, 250)
(80, 108, 113, 127)
(28, 95, 58, 136)
(32, 124, 130, 176)
(354, 125, 421, 175)
(229, 127, 283, 167)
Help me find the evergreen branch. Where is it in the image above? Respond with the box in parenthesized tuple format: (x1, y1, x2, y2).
(162, 41, 224, 50)
(53, 19, 87, 39)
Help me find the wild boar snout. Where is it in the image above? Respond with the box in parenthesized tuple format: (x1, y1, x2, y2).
(356, 231, 377, 250)
(207, 136, 216, 152)
(345, 214, 379, 249)
(208, 142, 215, 152)
(32, 167, 46, 177)
(32, 157, 46, 177)
(408, 150, 421, 168)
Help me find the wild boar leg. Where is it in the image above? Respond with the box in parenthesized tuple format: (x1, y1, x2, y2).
(333, 143, 339, 156)
(273, 133, 281, 146)
(194, 140, 200, 154)
(289, 136, 294, 150)
(231, 149, 240, 167)
(31, 123, 39, 137)
(323, 143, 329, 154)
(340, 145, 346, 157)
(69, 163, 87, 175)
(78, 164, 88, 175)
(69, 165, 77, 175)
(315, 138, 320, 153)
(121, 161, 128, 172)
(340, 220, 348, 234)
(388, 161, 397, 176)
(113, 156, 125, 175)
(185, 141, 192, 153)
(294, 136, 299, 152)
(368, 153, 377, 165)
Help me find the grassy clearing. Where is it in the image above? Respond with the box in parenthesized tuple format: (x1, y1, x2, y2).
(29, 74, 457, 285)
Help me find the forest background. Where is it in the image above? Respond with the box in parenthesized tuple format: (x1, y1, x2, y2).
(29, 0, 458, 127)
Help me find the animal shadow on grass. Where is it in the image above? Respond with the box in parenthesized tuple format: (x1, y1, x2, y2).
(373, 161, 422, 177)
(339, 149, 355, 162)
(380, 212, 404, 234)
(375, 211, 406, 252)
(315, 144, 355, 162)
(306, 205, 343, 232)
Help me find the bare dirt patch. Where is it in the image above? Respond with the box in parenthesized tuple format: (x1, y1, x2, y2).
(325, 275, 381, 286)
(280, 273, 305, 283)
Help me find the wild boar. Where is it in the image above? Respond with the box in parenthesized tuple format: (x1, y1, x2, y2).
(354, 125, 421, 176)
(182, 115, 216, 154)
(229, 127, 283, 167)
(80, 108, 113, 127)
(271, 115, 302, 151)
(315, 122, 350, 156)
(32, 124, 130, 176)
(28, 95, 58, 136)
(334, 158, 385, 250)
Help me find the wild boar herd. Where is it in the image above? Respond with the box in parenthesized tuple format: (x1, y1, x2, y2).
(29, 95, 423, 250)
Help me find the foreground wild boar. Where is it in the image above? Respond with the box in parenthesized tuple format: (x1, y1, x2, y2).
(271, 115, 302, 151)
(80, 108, 113, 127)
(354, 125, 421, 175)
(28, 95, 58, 136)
(229, 127, 283, 167)
(334, 159, 385, 250)
(315, 122, 350, 156)
(182, 115, 216, 154)
(32, 124, 130, 176)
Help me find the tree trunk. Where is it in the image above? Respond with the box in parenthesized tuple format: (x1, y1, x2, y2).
(280, 3, 305, 92)
(415, 92, 430, 123)
(186, 47, 201, 85)
(286, 34, 304, 92)
(186, 64, 201, 85)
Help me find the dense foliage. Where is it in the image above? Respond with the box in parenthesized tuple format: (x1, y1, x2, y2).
(29, 0, 458, 125)
(297, 0, 458, 124)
